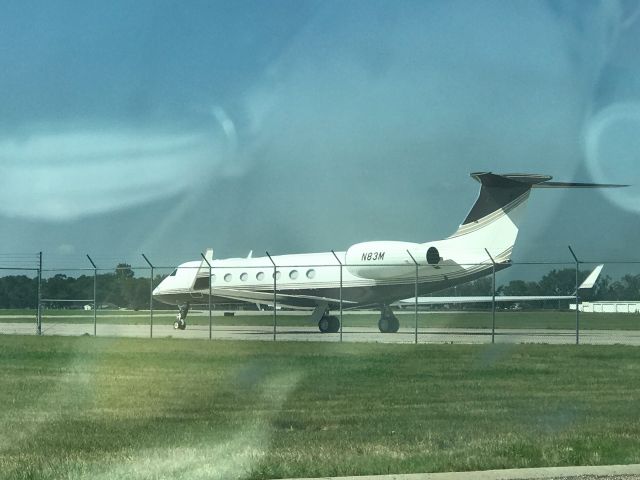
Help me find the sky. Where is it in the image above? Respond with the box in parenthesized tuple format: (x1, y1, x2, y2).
(1, 0, 640, 273)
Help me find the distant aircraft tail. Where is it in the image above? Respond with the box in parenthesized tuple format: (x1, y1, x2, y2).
(445, 172, 626, 263)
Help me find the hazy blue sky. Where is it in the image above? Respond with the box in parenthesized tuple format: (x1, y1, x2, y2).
(1, 0, 640, 272)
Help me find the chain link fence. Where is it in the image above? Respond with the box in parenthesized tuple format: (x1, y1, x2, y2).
(1, 252, 640, 345)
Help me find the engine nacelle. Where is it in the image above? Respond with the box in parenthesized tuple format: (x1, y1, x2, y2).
(345, 241, 441, 279)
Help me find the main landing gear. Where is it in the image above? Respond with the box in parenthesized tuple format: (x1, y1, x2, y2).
(174, 303, 189, 330)
(310, 302, 340, 333)
(378, 305, 399, 333)
(318, 315, 340, 333)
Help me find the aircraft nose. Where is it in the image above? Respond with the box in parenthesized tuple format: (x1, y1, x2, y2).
(152, 279, 166, 297)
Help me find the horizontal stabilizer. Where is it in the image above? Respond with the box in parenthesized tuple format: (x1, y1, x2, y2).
(471, 172, 628, 189)
(534, 181, 629, 188)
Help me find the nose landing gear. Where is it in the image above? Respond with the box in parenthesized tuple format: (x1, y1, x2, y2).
(174, 303, 190, 330)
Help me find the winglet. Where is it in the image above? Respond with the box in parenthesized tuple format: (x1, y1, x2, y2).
(578, 264, 604, 290)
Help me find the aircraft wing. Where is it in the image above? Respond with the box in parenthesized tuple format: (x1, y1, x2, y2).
(394, 294, 578, 306)
(395, 264, 604, 306)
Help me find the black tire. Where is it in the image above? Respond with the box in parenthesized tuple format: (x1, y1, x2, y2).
(378, 316, 391, 333)
(328, 316, 340, 333)
(318, 316, 331, 333)
(389, 316, 400, 333)
(378, 315, 399, 333)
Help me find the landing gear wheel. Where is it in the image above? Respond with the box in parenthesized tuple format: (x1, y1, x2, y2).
(319, 315, 340, 333)
(173, 320, 180, 330)
(378, 316, 391, 333)
(378, 312, 399, 333)
(388, 316, 399, 333)
(327, 316, 340, 333)
(318, 316, 331, 333)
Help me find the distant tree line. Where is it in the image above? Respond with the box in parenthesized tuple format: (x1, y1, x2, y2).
(0, 266, 638, 310)
(0, 264, 169, 310)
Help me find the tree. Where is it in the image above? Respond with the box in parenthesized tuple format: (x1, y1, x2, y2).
(115, 263, 135, 280)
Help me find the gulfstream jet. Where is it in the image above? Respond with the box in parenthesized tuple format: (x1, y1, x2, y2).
(152, 172, 624, 333)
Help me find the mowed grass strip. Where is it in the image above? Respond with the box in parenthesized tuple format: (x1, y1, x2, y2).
(3, 309, 640, 330)
(1, 337, 640, 480)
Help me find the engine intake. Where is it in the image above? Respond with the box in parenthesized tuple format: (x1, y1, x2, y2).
(427, 246, 440, 265)
(345, 241, 444, 279)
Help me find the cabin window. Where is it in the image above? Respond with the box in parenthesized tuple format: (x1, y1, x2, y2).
(306, 269, 316, 279)
(289, 270, 298, 280)
(272, 271, 281, 280)
(256, 272, 264, 281)
(240, 272, 248, 281)
(224, 273, 232, 282)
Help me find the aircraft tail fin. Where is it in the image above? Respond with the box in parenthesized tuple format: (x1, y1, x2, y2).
(448, 173, 625, 263)
(460, 172, 626, 228)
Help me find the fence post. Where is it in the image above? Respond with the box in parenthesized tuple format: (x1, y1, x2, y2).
(200, 253, 213, 340)
(266, 251, 277, 341)
(141, 254, 154, 339)
(86, 255, 98, 337)
(36, 251, 42, 336)
(568, 245, 580, 345)
(331, 250, 343, 342)
(485, 249, 496, 344)
(406, 250, 419, 344)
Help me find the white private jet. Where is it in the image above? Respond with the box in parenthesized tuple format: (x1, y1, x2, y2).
(152, 172, 624, 333)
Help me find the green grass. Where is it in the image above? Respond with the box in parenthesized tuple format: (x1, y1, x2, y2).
(3, 309, 640, 330)
(1, 336, 640, 479)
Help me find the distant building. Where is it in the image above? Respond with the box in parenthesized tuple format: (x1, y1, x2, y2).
(83, 304, 92, 311)
(570, 301, 640, 313)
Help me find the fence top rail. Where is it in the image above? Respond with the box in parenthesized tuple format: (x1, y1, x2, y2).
(0, 267, 39, 271)
(41, 298, 94, 303)
(5, 260, 640, 273)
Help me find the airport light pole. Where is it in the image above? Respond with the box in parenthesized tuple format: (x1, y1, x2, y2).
(141, 254, 154, 339)
(406, 250, 419, 345)
(266, 251, 277, 341)
(485, 249, 496, 345)
(568, 245, 580, 345)
(331, 250, 343, 342)
(86, 255, 98, 337)
(200, 252, 213, 340)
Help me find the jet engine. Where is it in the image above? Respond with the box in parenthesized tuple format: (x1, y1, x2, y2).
(345, 241, 442, 279)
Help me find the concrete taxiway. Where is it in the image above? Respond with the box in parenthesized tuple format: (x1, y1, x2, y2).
(281, 463, 640, 479)
(2, 322, 640, 345)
